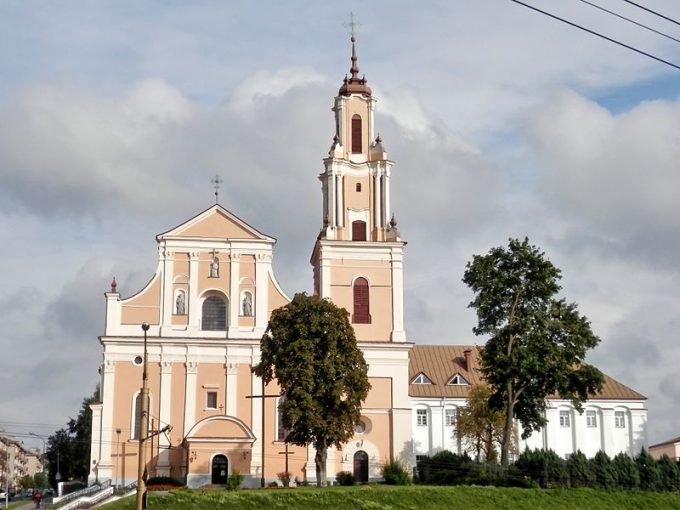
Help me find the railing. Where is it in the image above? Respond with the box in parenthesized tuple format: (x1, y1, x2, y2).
(52, 480, 111, 508)
(58, 486, 114, 510)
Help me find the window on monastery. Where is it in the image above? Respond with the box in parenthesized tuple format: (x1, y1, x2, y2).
(206, 391, 218, 410)
(416, 409, 428, 427)
(447, 374, 469, 386)
(352, 277, 371, 324)
(356, 182, 361, 192)
(352, 220, 367, 241)
(277, 397, 289, 441)
(559, 410, 571, 428)
(351, 114, 362, 153)
(202, 296, 227, 331)
(132, 393, 150, 440)
(445, 408, 457, 427)
(411, 373, 433, 385)
(586, 410, 597, 428)
(615, 411, 626, 428)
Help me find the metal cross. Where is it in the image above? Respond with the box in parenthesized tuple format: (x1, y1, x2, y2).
(211, 174, 223, 204)
(343, 12, 361, 38)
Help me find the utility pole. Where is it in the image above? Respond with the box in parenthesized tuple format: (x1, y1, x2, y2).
(136, 322, 150, 510)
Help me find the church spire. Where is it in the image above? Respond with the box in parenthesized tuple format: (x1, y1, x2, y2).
(339, 14, 371, 97)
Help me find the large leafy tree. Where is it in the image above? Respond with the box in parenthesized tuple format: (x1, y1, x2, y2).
(46, 386, 99, 487)
(463, 238, 603, 465)
(253, 293, 370, 487)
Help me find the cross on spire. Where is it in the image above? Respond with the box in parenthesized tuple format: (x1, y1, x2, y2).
(343, 12, 361, 39)
(211, 174, 223, 204)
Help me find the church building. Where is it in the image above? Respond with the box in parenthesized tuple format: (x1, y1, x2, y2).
(88, 35, 647, 488)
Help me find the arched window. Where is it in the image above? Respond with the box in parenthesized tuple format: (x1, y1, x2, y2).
(352, 220, 366, 241)
(202, 296, 227, 331)
(351, 114, 362, 153)
(352, 277, 370, 324)
(356, 182, 362, 192)
(132, 392, 150, 440)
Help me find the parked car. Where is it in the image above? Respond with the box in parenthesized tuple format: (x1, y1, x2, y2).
(0, 487, 6, 498)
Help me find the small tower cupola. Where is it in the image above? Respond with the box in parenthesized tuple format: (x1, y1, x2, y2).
(339, 35, 372, 97)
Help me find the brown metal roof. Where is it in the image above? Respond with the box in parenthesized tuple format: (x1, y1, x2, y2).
(409, 344, 646, 401)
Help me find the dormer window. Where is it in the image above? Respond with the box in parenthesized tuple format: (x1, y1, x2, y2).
(351, 114, 362, 153)
(411, 373, 433, 385)
(447, 374, 469, 386)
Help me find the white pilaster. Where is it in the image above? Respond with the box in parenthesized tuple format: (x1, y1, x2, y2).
(600, 408, 614, 455)
(226, 363, 238, 416)
(373, 171, 380, 229)
(98, 360, 116, 476)
(183, 361, 198, 436)
(156, 361, 173, 475)
(104, 293, 121, 336)
(254, 254, 268, 335)
(251, 372, 263, 477)
(188, 252, 200, 333)
(228, 253, 240, 337)
(390, 249, 406, 342)
(161, 251, 174, 333)
(385, 172, 391, 225)
(88, 403, 103, 484)
(320, 257, 331, 299)
(330, 170, 336, 227)
(336, 174, 344, 228)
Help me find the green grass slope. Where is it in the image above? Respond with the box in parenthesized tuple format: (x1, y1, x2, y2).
(103, 485, 680, 510)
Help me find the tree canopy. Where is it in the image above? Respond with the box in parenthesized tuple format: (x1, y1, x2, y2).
(253, 293, 370, 486)
(463, 238, 603, 465)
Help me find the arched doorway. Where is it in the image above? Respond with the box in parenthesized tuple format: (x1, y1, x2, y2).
(211, 455, 228, 485)
(353, 450, 368, 483)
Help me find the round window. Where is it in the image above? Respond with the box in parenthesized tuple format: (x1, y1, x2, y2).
(133, 356, 143, 366)
(354, 420, 366, 434)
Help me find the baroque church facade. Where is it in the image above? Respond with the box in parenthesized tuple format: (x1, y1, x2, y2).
(88, 38, 647, 487)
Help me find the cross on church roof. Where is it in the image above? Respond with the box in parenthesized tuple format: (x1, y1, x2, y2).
(343, 12, 361, 38)
(211, 174, 223, 204)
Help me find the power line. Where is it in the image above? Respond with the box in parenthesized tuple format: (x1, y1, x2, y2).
(621, 0, 680, 28)
(509, 0, 680, 71)
(578, 0, 680, 44)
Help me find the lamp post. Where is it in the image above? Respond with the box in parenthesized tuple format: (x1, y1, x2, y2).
(28, 433, 46, 473)
(136, 322, 150, 510)
(115, 429, 121, 488)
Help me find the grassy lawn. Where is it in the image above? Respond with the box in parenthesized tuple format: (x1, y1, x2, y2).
(102, 485, 680, 510)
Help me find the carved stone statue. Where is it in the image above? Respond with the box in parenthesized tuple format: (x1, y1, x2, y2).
(175, 292, 185, 315)
(210, 258, 219, 278)
(242, 292, 253, 316)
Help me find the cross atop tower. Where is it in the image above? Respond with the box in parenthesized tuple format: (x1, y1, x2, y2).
(211, 174, 223, 204)
(343, 12, 361, 39)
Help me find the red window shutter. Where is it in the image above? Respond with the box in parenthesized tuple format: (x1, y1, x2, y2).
(352, 220, 366, 241)
(351, 115, 362, 153)
(353, 277, 371, 324)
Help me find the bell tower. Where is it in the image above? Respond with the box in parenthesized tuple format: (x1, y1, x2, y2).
(311, 34, 406, 343)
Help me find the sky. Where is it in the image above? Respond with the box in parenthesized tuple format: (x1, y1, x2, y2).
(1, 0, 679, 451)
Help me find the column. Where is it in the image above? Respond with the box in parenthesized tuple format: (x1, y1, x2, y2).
(390, 250, 406, 342)
(88, 403, 103, 484)
(188, 252, 200, 333)
(156, 361, 173, 475)
(329, 171, 336, 228)
(254, 254, 269, 335)
(161, 251, 174, 333)
(251, 372, 263, 479)
(228, 253, 240, 337)
(373, 172, 380, 229)
(183, 361, 198, 436)
(320, 257, 331, 299)
(226, 363, 238, 416)
(336, 175, 344, 229)
(573, 408, 586, 455)
(384, 171, 391, 226)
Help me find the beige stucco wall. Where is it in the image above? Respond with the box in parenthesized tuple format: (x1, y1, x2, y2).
(195, 364, 226, 418)
(176, 210, 258, 239)
(121, 274, 161, 325)
(650, 442, 680, 460)
(364, 377, 392, 408)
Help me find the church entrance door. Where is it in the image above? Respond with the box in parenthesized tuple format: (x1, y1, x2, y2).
(353, 450, 368, 483)
(211, 455, 228, 485)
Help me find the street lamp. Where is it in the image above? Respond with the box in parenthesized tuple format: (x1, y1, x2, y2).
(136, 322, 150, 510)
(28, 433, 46, 469)
(116, 429, 122, 488)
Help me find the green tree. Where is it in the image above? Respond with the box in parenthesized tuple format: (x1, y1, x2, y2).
(463, 238, 604, 465)
(636, 448, 661, 491)
(657, 455, 680, 492)
(566, 450, 594, 487)
(253, 293, 371, 487)
(33, 472, 48, 489)
(612, 452, 639, 489)
(19, 475, 34, 489)
(456, 385, 509, 463)
(45, 386, 99, 487)
(590, 450, 615, 489)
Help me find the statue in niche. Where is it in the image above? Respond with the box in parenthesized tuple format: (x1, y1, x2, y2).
(175, 292, 185, 315)
(242, 292, 253, 316)
(210, 257, 219, 278)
